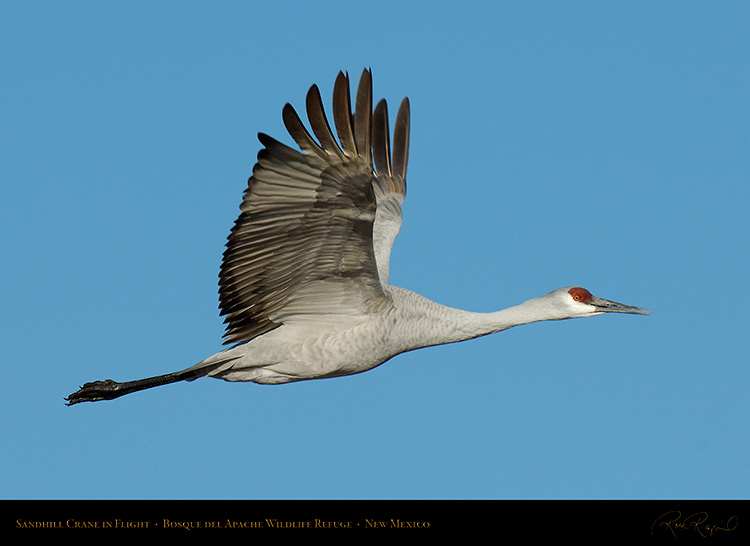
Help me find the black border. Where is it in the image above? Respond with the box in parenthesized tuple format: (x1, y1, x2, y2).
(4, 500, 748, 540)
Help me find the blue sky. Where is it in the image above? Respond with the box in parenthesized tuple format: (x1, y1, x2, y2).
(2, 2, 748, 500)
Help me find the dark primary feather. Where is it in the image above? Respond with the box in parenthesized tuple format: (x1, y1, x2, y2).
(353, 69, 373, 164)
(392, 99, 410, 182)
(332, 72, 357, 156)
(218, 69, 410, 345)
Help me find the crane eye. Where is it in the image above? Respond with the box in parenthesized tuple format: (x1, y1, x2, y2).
(573, 294, 581, 301)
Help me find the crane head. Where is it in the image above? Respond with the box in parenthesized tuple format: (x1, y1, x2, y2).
(564, 286, 650, 317)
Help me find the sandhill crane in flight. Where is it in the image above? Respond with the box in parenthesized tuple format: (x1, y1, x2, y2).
(66, 69, 649, 405)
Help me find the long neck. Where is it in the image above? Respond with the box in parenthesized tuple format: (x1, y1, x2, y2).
(459, 296, 569, 340)
(395, 290, 567, 350)
(482, 295, 571, 333)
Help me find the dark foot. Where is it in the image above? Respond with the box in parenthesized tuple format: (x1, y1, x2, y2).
(65, 380, 125, 405)
(66, 370, 193, 405)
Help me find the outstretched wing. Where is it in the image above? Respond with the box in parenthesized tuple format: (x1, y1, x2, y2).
(218, 69, 410, 345)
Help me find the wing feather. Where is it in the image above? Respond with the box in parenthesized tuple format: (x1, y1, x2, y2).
(305, 84, 345, 160)
(219, 69, 410, 344)
(332, 72, 357, 156)
(372, 99, 391, 176)
(354, 68, 373, 165)
(392, 98, 410, 182)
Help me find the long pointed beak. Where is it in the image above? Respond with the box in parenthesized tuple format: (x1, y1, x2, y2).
(591, 296, 650, 315)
